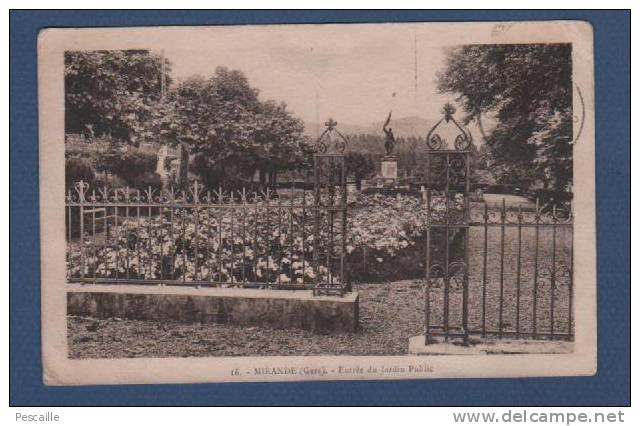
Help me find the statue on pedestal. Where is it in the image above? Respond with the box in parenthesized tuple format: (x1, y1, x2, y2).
(379, 111, 398, 182)
(382, 110, 395, 157)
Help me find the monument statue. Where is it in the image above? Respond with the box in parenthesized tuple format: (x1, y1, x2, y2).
(379, 111, 398, 182)
(382, 111, 395, 157)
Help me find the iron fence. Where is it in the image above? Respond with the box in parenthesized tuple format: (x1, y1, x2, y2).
(65, 178, 348, 294)
(425, 199, 574, 343)
(66, 120, 351, 296)
(423, 104, 574, 344)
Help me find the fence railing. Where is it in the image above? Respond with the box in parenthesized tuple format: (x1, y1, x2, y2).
(66, 181, 347, 293)
(426, 198, 574, 342)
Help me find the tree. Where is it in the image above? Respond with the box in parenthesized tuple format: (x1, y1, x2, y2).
(64, 50, 172, 143)
(145, 69, 263, 188)
(345, 152, 376, 190)
(437, 44, 573, 191)
(254, 100, 310, 189)
(144, 67, 309, 190)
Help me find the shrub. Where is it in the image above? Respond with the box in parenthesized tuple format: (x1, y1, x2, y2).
(345, 152, 376, 190)
(128, 171, 163, 192)
(114, 150, 158, 182)
(191, 153, 255, 191)
(276, 181, 314, 191)
(344, 193, 465, 282)
(94, 148, 157, 180)
(65, 157, 96, 189)
(345, 235, 427, 282)
(93, 174, 128, 190)
(361, 187, 422, 198)
(66, 191, 464, 284)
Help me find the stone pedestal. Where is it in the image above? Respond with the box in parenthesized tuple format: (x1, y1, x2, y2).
(380, 157, 398, 181)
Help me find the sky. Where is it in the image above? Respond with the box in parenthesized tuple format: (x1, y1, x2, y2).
(153, 23, 457, 128)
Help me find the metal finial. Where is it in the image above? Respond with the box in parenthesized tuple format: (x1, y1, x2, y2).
(315, 118, 348, 154)
(442, 103, 456, 122)
(324, 118, 337, 130)
(426, 102, 471, 150)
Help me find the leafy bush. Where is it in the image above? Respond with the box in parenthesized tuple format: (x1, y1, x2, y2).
(72, 147, 160, 189)
(103, 150, 158, 182)
(128, 172, 163, 192)
(345, 152, 376, 189)
(65, 157, 96, 189)
(67, 192, 464, 284)
(345, 235, 428, 282)
(361, 187, 422, 198)
(67, 199, 329, 285)
(93, 174, 127, 191)
(344, 229, 465, 283)
(344, 193, 465, 282)
(190, 153, 258, 190)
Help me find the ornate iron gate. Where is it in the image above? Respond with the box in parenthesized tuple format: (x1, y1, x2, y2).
(312, 118, 349, 296)
(424, 105, 472, 344)
(424, 105, 574, 345)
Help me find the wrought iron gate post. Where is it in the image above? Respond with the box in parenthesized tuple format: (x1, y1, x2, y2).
(312, 119, 349, 297)
(424, 103, 472, 345)
(424, 149, 432, 345)
(462, 141, 471, 346)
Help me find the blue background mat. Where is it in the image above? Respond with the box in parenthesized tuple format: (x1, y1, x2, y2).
(10, 10, 630, 406)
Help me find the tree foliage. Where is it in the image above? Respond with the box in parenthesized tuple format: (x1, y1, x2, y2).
(437, 44, 573, 191)
(65, 50, 172, 142)
(66, 52, 311, 190)
(345, 152, 376, 190)
(144, 67, 310, 189)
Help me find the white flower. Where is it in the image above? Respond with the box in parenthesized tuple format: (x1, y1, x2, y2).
(278, 274, 290, 284)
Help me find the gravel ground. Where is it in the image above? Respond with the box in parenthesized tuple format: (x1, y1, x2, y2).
(68, 280, 426, 359)
(426, 225, 573, 337)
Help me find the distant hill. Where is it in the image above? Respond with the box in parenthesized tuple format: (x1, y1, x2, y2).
(369, 116, 437, 138)
(304, 116, 437, 139)
(303, 121, 371, 139)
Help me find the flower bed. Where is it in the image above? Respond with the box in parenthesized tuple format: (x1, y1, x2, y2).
(67, 191, 463, 285)
(345, 193, 464, 282)
(67, 204, 325, 285)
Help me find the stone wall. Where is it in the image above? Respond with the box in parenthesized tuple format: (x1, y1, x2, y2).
(67, 284, 359, 333)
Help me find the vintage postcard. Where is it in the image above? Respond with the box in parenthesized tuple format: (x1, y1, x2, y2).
(38, 20, 596, 385)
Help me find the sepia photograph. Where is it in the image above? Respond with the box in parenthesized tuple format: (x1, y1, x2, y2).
(37, 20, 597, 385)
